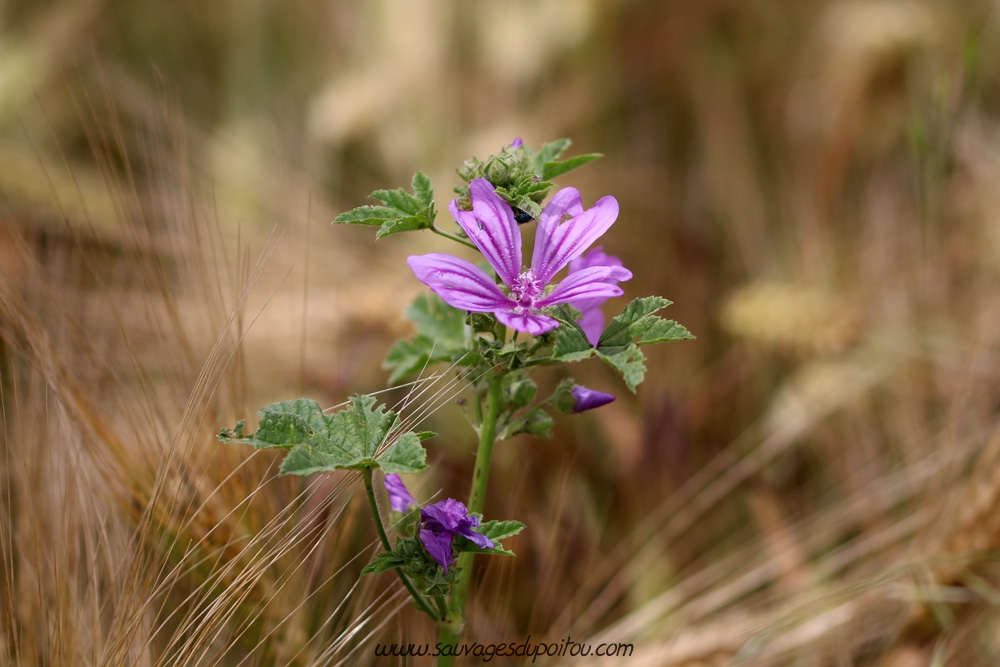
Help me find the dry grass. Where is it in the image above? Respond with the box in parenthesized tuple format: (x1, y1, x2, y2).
(4, 0, 1000, 665)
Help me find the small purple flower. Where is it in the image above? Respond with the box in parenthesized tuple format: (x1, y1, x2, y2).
(407, 178, 632, 336)
(383, 475, 495, 573)
(419, 498, 494, 574)
(568, 246, 624, 346)
(510, 137, 523, 148)
(571, 385, 616, 413)
(384, 473, 417, 513)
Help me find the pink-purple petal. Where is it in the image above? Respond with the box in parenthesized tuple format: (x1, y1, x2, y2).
(420, 498, 469, 531)
(571, 386, 616, 412)
(532, 195, 620, 284)
(458, 526, 495, 551)
(535, 265, 632, 307)
(448, 178, 522, 286)
(532, 187, 584, 272)
(384, 474, 417, 513)
(419, 528, 455, 574)
(569, 245, 622, 274)
(576, 307, 605, 347)
(407, 254, 514, 312)
(495, 309, 560, 336)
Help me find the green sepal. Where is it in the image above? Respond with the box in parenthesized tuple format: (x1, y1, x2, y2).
(361, 551, 406, 575)
(453, 139, 600, 218)
(551, 379, 579, 414)
(500, 407, 553, 439)
(505, 376, 537, 409)
(494, 177, 555, 219)
(333, 171, 435, 239)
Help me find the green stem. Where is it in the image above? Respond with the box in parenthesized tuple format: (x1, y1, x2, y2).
(432, 224, 478, 250)
(437, 372, 505, 663)
(362, 468, 438, 619)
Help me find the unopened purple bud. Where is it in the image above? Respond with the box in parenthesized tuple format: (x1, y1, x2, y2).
(510, 137, 523, 148)
(384, 474, 417, 513)
(571, 386, 616, 413)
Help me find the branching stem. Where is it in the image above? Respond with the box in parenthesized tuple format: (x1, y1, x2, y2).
(437, 371, 505, 664)
(362, 468, 438, 618)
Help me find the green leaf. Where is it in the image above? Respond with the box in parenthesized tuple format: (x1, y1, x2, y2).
(384, 336, 439, 384)
(532, 138, 572, 171)
(374, 209, 434, 239)
(280, 394, 420, 476)
(541, 153, 602, 180)
(371, 187, 421, 214)
(598, 296, 694, 350)
(412, 171, 433, 207)
(361, 551, 405, 575)
(218, 398, 327, 450)
(220, 395, 429, 476)
(475, 520, 525, 541)
(378, 432, 429, 474)
(544, 299, 691, 392)
(333, 205, 404, 227)
(596, 344, 647, 393)
(384, 293, 473, 383)
(405, 292, 467, 347)
(334, 173, 436, 239)
(550, 306, 597, 362)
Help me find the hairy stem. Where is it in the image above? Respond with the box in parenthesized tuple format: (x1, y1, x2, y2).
(362, 468, 438, 619)
(437, 371, 505, 663)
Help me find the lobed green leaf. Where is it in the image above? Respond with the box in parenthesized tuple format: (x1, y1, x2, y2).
(334, 172, 436, 239)
(333, 205, 403, 226)
(411, 171, 434, 207)
(220, 395, 429, 476)
(596, 345, 647, 393)
(598, 296, 694, 350)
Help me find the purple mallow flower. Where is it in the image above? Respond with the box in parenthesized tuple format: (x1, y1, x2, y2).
(568, 246, 624, 346)
(420, 498, 494, 574)
(383, 474, 494, 574)
(571, 385, 616, 412)
(407, 178, 632, 336)
(384, 473, 417, 513)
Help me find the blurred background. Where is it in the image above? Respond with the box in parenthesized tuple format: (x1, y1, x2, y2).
(4, 0, 1000, 664)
